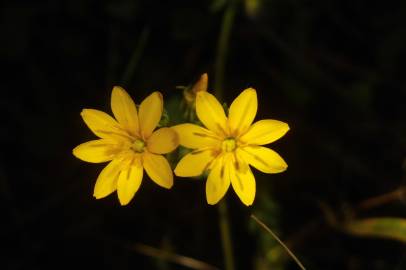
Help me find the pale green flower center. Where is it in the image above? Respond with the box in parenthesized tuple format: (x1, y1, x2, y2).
(222, 138, 236, 152)
(131, 139, 145, 153)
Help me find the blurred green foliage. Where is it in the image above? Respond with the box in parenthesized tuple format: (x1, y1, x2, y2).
(345, 218, 406, 243)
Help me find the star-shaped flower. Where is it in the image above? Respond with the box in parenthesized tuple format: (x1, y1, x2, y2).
(73, 86, 179, 205)
(173, 88, 289, 206)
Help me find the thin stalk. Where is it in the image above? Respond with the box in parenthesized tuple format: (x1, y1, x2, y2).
(214, 0, 237, 100)
(133, 243, 220, 270)
(121, 26, 150, 87)
(218, 200, 235, 270)
(214, 2, 238, 270)
(356, 186, 406, 211)
(251, 214, 306, 270)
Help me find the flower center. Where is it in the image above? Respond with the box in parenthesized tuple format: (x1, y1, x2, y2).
(131, 139, 145, 153)
(222, 138, 236, 152)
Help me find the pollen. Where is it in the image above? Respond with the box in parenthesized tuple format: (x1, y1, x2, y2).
(222, 138, 236, 152)
(131, 139, 145, 153)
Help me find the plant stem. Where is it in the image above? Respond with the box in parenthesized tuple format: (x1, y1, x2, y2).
(133, 243, 220, 270)
(214, 2, 238, 270)
(356, 186, 406, 211)
(214, 0, 237, 100)
(121, 26, 150, 87)
(218, 200, 235, 270)
(251, 214, 306, 270)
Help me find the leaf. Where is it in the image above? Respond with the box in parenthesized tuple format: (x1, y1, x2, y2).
(344, 217, 406, 243)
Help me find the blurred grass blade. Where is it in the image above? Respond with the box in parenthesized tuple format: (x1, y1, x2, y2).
(210, 0, 228, 12)
(345, 217, 406, 243)
(251, 214, 306, 270)
(134, 243, 220, 270)
(214, 0, 237, 99)
(121, 26, 150, 86)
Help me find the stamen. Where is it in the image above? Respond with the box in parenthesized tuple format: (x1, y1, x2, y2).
(221, 138, 236, 152)
(131, 139, 145, 153)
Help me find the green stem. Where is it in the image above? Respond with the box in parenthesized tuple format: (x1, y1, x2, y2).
(214, 0, 237, 100)
(214, 3, 238, 270)
(121, 27, 150, 87)
(218, 200, 235, 270)
(251, 214, 306, 270)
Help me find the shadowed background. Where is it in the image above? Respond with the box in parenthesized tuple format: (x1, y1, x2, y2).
(1, 0, 406, 269)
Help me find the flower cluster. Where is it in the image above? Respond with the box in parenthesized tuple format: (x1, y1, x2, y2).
(73, 80, 289, 206)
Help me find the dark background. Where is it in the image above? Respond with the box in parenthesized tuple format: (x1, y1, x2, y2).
(1, 0, 406, 269)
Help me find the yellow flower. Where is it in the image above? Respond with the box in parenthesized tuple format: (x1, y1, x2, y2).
(173, 88, 289, 206)
(73, 86, 179, 206)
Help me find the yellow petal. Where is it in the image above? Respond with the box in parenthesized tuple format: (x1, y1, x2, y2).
(238, 146, 287, 174)
(229, 156, 256, 206)
(206, 156, 230, 205)
(117, 157, 143, 206)
(228, 88, 257, 136)
(93, 158, 123, 199)
(138, 92, 163, 139)
(143, 152, 173, 188)
(73, 139, 126, 163)
(81, 109, 131, 141)
(111, 86, 140, 137)
(172, 123, 221, 149)
(147, 127, 179, 154)
(174, 149, 217, 177)
(196, 91, 228, 136)
(239, 119, 289, 145)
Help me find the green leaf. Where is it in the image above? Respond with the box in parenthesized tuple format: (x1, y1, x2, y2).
(157, 108, 170, 127)
(344, 217, 406, 243)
